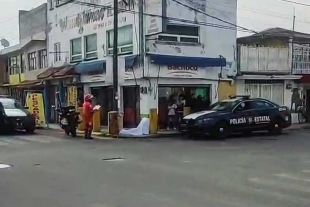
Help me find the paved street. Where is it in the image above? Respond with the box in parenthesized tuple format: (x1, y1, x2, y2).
(1, 130, 310, 207)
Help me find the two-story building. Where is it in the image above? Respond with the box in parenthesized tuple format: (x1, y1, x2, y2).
(47, 0, 237, 129)
(236, 28, 308, 117)
(0, 3, 48, 105)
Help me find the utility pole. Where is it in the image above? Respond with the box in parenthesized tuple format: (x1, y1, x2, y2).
(139, 0, 144, 70)
(112, 0, 119, 111)
(291, 7, 296, 74)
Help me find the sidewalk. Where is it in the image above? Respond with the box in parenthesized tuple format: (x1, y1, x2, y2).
(41, 123, 310, 139)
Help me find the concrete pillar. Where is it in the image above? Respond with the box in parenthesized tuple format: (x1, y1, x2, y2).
(108, 111, 119, 137)
(149, 108, 158, 134)
(183, 107, 191, 116)
(92, 109, 101, 135)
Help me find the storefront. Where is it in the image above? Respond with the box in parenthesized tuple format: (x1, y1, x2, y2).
(76, 56, 139, 127)
(158, 85, 211, 129)
(143, 53, 227, 129)
(37, 64, 79, 123)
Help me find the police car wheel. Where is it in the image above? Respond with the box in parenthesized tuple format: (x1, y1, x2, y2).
(213, 122, 230, 139)
(268, 119, 283, 135)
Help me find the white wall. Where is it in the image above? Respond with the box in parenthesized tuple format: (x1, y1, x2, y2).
(165, 0, 237, 61)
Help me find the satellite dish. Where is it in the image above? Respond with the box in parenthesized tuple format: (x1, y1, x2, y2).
(0, 38, 10, 48)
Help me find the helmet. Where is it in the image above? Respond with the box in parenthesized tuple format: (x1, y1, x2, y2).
(84, 94, 94, 101)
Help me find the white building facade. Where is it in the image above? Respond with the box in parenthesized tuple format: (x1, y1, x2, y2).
(47, 0, 237, 128)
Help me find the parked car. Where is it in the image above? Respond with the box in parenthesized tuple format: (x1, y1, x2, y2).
(179, 95, 292, 139)
(0, 96, 36, 133)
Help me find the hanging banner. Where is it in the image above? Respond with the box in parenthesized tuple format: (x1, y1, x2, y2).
(67, 86, 78, 108)
(26, 93, 46, 127)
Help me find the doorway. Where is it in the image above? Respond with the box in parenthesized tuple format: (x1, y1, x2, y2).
(91, 86, 113, 126)
(158, 85, 211, 129)
(123, 86, 140, 128)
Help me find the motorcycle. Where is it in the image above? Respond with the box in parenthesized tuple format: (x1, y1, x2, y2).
(297, 105, 307, 124)
(55, 92, 81, 137)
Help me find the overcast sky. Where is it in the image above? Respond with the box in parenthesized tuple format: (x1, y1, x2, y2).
(0, 0, 309, 48)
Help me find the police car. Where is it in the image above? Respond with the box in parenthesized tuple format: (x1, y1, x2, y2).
(179, 95, 292, 139)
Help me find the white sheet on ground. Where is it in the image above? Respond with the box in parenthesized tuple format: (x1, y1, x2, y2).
(119, 117, 150, 136)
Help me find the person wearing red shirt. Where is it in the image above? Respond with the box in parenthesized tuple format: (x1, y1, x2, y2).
(83, 94, 95, 139)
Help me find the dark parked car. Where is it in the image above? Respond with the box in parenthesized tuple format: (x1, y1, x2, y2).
(0, 96, 36, 133)
(179, 95, 292, 139)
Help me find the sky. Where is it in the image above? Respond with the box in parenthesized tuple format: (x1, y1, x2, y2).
(0, 0, 309, 48)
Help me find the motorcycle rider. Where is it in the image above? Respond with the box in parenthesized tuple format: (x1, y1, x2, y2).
(83, 94, 96, 139)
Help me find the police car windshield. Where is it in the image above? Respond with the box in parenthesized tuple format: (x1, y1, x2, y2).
(0, 99, 22, 109)
(209, 100, 238, 111)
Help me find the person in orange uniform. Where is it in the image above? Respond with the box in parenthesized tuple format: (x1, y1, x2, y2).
(83, 94, 95, 139)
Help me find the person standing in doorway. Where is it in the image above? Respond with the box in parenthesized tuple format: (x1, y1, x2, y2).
(167, 100, 177, 130)
(176, 95, 186, 127)
(83, 94, 95, 139)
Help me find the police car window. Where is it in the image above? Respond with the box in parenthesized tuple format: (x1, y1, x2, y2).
(254, 101, 274, 109)
(234, 101, 256, 111)
(209, 100, 238, 111)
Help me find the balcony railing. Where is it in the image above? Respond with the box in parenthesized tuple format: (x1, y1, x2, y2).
(239, 45, 290, 73)
(292, 44, 310, 74)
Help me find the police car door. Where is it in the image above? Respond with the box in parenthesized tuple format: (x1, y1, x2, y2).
(251, 100, 274, 128)
(230, 101, 255, 131)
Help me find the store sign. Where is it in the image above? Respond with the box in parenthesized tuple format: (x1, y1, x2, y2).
(59, 0, 131, 32)
(67, 86, 78, 109)
(145, 0, 163, 35)
(25, 93, 46, 127)
(164, 65, 200, 78)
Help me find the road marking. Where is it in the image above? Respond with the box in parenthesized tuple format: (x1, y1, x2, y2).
(274, 173, 310, 183)
(249, 177, 310, 193)
(302, 170, 310, 173)
(0, 164, 11, 169)
(1, 139, 26, 145)
(20, 136, 52, 143)
(0, 140, 10, 146)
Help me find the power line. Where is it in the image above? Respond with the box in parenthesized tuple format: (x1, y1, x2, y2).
(274, 0, 310, 7)
(60, 0, 252, 33)
(205, 0, 310, 26)
(0, 16, 18, 25)
(170, 0, 257, 33)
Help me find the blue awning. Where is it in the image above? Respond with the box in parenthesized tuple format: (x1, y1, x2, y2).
(75, 60, 106, 74)
(125, 55, 137, 68)
(149, 54, 226, 67)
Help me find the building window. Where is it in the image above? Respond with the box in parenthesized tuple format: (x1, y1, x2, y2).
(70, 38, 82, 62)
(20, 54, 25, 73)
(159, 25, 199, 43)
(107, 25, 133, 55)
(49, 0, 54, 10)
(54, 42, 61, 62)
(28, 52, 37, 71)
(56, 0, 70, 7)
(244, 84, 284, 105)
(9, 56, 17, 74)
(85, 34, 98, 59)
(39, 49, 47, 69)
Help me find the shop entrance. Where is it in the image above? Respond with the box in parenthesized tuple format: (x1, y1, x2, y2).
(123, 86, 140, 128)
(91, 87, 113, 126)
(158, 85, 211, 129)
